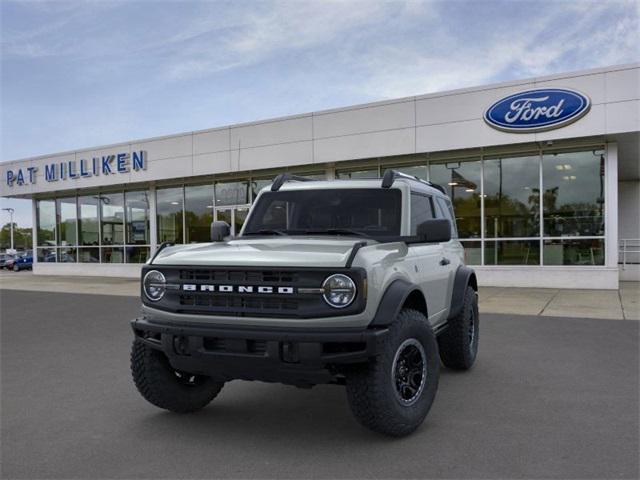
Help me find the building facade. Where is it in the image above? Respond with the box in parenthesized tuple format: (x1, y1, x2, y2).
(2, 63, 639, 288)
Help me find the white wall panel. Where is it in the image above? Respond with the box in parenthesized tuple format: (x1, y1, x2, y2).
(475, 266, 619, 289)
(606, 68, 640, 103)
(534, 72, 606, 105)
(416, 84, 534, 126)
(230, 116, 312, 149)
(314, 128, 415, 163)
(234, 141, 313, 172)
(130, 134, 192, 161)
(193, 151, 232, 176)
(416, 119, 525, 152)
(132, 156, 193, 182)
(605, 100, 640, 134)
(193, 128, 229, 155)
(535, 104, 607, 142)
(314, 101, 414, 139)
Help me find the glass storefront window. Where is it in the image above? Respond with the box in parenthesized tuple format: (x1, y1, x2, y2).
(251, 172, 325, 198)
(542, 150, 605, 237)
(234, 207, 249, 235)
(252, 178, 274, 199)
(126, 246, 150, 263)
(37, 246, 56, 262)
(215, 180, 249, 206)
(100, 193, 124, 245)
(37, 200, 56, 246)
(460, 241, 481, 265)
(484, 155, 540, 238)
(56, 197, 77, 246)
(336, 168, 379, 179)
(58, 247, 76, 263)
(157, 187, 184, 243)
(430, 160, 481, 238)
(36, 200, 56, 245)
(484, 240, 540, 265)
(78, 247, 100, 263)
(78, 196, 99, 246)
(185, 184, 214, 243)
(543, 238, 604, 265)
(101, 247, 124, 263)
(125, 191, 150, 245)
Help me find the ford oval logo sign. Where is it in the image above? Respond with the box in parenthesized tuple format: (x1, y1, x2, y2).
(484, 88, 591, 133)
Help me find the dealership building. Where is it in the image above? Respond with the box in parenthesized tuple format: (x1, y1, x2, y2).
(1, 63, 638, 289)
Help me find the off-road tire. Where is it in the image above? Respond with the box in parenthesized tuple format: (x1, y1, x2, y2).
(438, 286, 479, 370)
(345, 309, 440, 437)
(131, 339, 224, 413)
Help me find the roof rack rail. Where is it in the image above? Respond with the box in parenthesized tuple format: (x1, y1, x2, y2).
(271, 173, 315, 191)
(381, 169, 447, 194)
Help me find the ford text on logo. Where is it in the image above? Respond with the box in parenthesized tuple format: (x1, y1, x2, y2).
(182, 284, 295, 294)
(484, 88, 591, 133)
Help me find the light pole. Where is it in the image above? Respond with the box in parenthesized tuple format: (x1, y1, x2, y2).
(2, 207, 15, 251)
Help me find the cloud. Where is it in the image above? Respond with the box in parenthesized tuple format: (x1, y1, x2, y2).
(353, 1, 640, 99)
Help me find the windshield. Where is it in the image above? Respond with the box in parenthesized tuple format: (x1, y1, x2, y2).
(243, 188, 402, 238)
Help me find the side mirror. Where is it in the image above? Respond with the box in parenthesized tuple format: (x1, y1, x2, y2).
(417, 218, 451, 243)
(210, 221, 231, 242)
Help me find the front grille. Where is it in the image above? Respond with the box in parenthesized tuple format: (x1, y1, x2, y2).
(179, 269, 299, 284)
(143, 266, 366, 319)
(180, 293, 299, 314)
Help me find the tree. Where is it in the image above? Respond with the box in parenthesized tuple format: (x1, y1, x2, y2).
(0, 223, 32, 251)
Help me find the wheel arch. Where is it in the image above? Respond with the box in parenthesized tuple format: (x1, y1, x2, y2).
(369, 279, 428, 327)
(447, 266, 477, 321)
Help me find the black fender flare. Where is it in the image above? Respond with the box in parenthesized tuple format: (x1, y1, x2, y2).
(369, 279, 425, 327)
(447, 266, 478, 321)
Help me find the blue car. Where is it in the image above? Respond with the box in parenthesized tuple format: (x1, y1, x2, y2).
(11, 251, 33, 271)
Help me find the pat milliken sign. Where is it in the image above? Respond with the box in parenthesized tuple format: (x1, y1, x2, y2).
(5, 150, 147, 187)
(484, 88, 591, 133)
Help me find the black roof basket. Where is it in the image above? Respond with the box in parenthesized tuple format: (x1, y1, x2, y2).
(381, 169, 446, 194)
(270, 173, 315, 191)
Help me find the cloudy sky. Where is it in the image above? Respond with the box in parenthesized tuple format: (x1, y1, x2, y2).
(1, 0, 639, 227)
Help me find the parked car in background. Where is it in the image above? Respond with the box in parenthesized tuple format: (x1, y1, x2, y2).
(0, 253, 16, 269)
(8, 251, 33, 271)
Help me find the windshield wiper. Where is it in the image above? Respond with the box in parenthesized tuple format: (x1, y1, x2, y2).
(243, 229, 288, 236)
(302, 228, 371, 238)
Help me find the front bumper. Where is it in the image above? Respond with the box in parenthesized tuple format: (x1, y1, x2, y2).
(131, 317, 389, 386)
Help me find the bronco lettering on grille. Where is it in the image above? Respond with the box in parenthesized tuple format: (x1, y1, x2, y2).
(182, 284, 295, 294)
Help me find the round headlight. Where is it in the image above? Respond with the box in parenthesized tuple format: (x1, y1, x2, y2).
(143, 270, 166, 302)
(322, 274, 357, 308)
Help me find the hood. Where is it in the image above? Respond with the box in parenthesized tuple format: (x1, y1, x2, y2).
(152, 237, 371, 268)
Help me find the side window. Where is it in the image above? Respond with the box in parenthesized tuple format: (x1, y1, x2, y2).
(436, 197, 458, 238)
(410, 193, 435, 235)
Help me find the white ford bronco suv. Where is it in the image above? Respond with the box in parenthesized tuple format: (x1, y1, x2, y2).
(131, 170, 479, 436)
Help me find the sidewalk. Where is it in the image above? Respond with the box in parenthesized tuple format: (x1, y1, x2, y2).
(1, 271, 638, 320)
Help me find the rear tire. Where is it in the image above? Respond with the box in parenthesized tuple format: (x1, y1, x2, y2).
(131, 339, 224, 413)
(345, 309, 440, 437)
(438, 286, 479, 370)
(12, 264, 19, 272)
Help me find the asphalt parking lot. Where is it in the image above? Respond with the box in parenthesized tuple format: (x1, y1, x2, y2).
(1, 290, 638, 479)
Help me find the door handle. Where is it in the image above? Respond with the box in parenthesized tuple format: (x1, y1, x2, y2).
(440, 258, 450, 266)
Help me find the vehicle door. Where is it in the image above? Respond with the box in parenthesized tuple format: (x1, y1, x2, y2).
(408, 192, 450, 323)
(435, 196, 464, 307)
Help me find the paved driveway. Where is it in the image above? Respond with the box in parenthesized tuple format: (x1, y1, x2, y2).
(1, 290, 638, 479)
